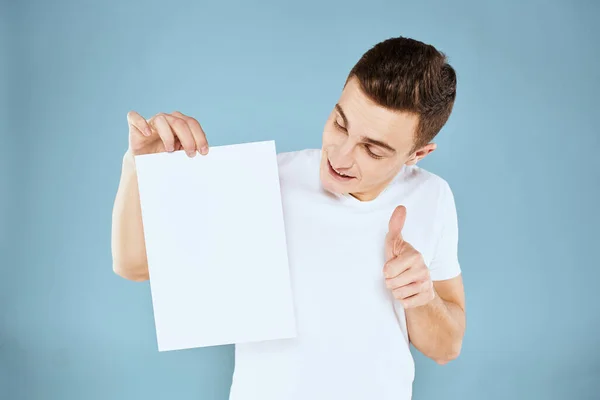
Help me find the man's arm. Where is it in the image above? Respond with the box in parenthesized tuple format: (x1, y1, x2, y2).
(112, 110, 210, 281)
(405, 275, 465, 364)
(111, 150, 150, 281)
(384, 181, 464, 364)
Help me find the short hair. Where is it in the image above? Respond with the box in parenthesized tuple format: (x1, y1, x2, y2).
(348, 36, 457, 151)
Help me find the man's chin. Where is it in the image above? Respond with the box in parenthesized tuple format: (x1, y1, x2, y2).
(319, 171, 335, 193)
(320, 173, 350, 196)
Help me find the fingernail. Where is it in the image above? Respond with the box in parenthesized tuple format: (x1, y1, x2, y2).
(187, 150, 196, 158)
(144, 127, 152, 136)
(200, 146, 208, 155)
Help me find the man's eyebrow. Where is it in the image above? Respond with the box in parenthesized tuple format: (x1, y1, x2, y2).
(335, 104, 349, 128)
(335, 103, 396, 154)
(361, 137, 396, 154)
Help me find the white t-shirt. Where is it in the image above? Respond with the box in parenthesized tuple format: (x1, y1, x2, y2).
(229, 148, 461, 400)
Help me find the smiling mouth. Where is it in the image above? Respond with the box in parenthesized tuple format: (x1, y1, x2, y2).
(327, 158, 355, 181)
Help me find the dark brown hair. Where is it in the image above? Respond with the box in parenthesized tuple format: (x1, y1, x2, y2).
(348, 36, 457, 152)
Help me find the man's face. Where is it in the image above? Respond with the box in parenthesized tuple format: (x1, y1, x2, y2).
(320, 77, 436, 201)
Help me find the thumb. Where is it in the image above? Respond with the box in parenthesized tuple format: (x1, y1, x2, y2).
(385, 205, 407, 259)
(127, 110, 152, 137)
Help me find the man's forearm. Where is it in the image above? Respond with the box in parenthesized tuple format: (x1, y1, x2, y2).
(111, 150, 150, 281)
(405, 290, 465, 364)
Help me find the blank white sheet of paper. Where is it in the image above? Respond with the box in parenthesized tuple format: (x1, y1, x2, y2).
(134, 140, 296, 352)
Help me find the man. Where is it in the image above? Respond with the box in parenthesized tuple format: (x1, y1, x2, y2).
(112, 36, 465, 400)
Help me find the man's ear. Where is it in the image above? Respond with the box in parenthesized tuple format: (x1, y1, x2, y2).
(405, 143, 437, 165)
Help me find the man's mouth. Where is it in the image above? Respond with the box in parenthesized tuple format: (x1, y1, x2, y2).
(327, 159, 355, 181)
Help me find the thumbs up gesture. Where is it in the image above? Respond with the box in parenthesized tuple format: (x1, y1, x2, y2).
(384, 206, 435, 309)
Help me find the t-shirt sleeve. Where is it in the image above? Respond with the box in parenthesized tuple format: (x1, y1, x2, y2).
(428, 181, 462, 281)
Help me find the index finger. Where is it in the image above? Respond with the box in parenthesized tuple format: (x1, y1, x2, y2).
(383, 252, 411, 279)
(171, 112, 209, 155)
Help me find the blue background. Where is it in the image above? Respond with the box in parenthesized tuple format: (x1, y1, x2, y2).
(2, 0, 599, 399)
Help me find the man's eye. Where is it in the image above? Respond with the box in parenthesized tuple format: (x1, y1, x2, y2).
(365, 146, 384, 160)
(333, 120, 346, 131)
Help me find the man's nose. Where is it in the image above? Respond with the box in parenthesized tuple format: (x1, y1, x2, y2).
(335, 141, 355, 168)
